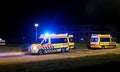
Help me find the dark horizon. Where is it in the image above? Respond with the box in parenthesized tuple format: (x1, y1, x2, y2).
(0, 0, 120, 40)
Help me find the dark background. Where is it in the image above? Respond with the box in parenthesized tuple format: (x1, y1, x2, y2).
(0, 0, 120, 43)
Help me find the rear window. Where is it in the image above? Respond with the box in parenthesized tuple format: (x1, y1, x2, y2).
(100, 38, 110, 42)
(91, 38, 98, 42)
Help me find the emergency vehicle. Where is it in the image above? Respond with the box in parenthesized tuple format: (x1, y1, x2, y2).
(0, 38, 6, 45)
(28, 33, 74, 55)
(68, 34, 74, 48)
(90, 34, 116, 49)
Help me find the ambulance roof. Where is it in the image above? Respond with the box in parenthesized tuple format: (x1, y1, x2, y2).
(91, 34, 112, 37)
(39, 34, 68, 38)
(68, 34, 73, 37)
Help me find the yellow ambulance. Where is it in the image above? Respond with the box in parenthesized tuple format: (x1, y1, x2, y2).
(28, 33, 74, 55)
(90, 34, 116, 49)
(68, 34, 74, 48)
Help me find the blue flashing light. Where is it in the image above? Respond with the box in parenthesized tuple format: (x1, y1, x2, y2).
(65, 33, 68, 35)
(45, 33, 49, 36)
(52, 33, 55, 35)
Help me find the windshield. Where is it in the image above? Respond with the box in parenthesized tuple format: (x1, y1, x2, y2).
(91, 38, 98, 42)
(39, 38, 48, 44)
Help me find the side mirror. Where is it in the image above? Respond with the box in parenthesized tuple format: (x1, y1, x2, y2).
(112, 38, 116, 42)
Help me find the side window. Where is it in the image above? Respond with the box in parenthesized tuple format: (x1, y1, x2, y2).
(100, 38, 110, 42)
(51, 38, 68, 44)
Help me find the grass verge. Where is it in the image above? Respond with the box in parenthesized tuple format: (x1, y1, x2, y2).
(0, 46, 22, 52)
(74, 43, 88, 49)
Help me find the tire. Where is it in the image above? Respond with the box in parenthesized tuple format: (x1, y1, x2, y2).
(87, 42, 91, 49)
(38, 49, 44, 55)
(61, 48, 66, 53)
(114, 45, 116, 48)
(101, 46, 105, 49)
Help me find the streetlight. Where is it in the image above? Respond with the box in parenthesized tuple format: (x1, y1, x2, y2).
(34, 24, 39, 42)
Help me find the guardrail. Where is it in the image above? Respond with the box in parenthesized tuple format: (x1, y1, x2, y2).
(0, 40, 6, 45)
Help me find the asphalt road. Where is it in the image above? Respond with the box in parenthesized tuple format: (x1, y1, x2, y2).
(0, 48, 120, 65)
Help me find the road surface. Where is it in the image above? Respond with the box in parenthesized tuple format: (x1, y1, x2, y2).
(0, 48, 120, 65)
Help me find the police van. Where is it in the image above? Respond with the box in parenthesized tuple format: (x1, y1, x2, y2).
(90, 34, 116, 49)
(28, 33, 73, 55)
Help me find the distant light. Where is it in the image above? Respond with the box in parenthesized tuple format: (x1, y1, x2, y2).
(35, 24, 39, 27)
(80, 38, 84, 40)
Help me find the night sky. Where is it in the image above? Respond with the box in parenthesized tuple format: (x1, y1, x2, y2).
(0, 0, 120, 40)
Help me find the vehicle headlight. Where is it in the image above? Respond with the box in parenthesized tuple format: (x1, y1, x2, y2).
(33, 46, 38, 50)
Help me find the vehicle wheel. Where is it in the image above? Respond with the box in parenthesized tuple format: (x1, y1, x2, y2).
(61, 48, 66, 53)
(87, 45, 91, 49)
(38, 49, 44, 55)
(87, 42, 91, 49)
(102, 46, 105, 49)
